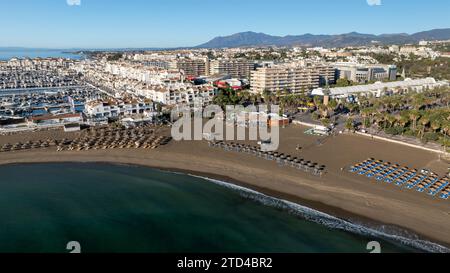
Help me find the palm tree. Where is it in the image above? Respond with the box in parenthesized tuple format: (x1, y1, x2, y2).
(408, 110, 421, 131)
(412, 93, 426, 110)
(318, 104, 329, 119)
(345, 118, 355, 132)
(375, 112, 386, 129)
(397, 113, 409, 134)
(346, 103, 359, 115)
(418, 115, 430, 139)
(262, 89, 271, 104)
(361, 108, 372, 129)
(386, 115, 397, 129)
(441, 121, 450, 151)
(327, 99, 338, 110)
(313, 96, 322, 108)
(430, 119, 442, 133)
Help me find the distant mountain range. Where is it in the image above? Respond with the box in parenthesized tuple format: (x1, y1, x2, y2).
(2, 28, 449, 51)
(196, 28, 450, 48)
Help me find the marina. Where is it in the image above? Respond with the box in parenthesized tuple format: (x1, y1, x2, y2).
(0, 86, 103, 119)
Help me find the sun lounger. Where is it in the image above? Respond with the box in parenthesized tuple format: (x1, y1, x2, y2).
(349, 159, 374, 173)
(405, 174, 427, 189)
(375, 165, 398, 181)
(416, 176, 439, 192)
(440, 185, 450, 199)
(428, 179, 449, 196)
(367, 163, 390, 178)
(394, 171, 417, 186)
(358, 162, 380, 175)
(384, 168, 408, 183)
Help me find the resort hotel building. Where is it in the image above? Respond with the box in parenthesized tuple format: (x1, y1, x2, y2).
(168, 58, 209, 78)
(250, 63, 335, 94)
(208, 59, 256, 79)
(311, 77, 449, 99)
(333, 62, 398, 83)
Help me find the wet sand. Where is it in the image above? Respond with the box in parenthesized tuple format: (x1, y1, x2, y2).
(0, 125, 449, 248)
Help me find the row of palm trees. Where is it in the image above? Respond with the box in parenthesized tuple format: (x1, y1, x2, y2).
(211, 86, 450, 150)
(213, 88, 317, 113)
(345, 87, 450, 149)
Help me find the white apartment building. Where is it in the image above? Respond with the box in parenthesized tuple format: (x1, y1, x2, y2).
(84, 98, 154, 119)
(168, 58, 209, 77)
(209, 59, 256, 78)
(250, 65, 321, 94)
(136, 84, 217, 106)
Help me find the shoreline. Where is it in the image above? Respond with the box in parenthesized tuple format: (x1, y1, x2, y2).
(1, 158, 449, 252)
(0, 125, 449, 251)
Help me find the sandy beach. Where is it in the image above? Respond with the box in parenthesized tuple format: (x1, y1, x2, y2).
(0, 124, 449, 249)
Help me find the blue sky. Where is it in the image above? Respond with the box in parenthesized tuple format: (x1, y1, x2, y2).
(0, 0, 448, 48)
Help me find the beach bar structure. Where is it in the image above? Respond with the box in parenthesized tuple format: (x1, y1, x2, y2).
(63, 123, 81, 132)
(30, 113, 82, 126)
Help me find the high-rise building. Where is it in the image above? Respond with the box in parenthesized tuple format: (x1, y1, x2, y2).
(209, 59, 256, 78)
(250, 65, 321, 94)
(169, 58, 209, 77)
(316, 64, 336, 86)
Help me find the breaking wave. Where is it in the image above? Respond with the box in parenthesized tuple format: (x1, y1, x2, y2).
(188, 174, 450, 253)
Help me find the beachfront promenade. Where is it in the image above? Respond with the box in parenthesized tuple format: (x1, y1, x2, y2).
(293, 120, 448, 156)
(355, 130, 448, 155)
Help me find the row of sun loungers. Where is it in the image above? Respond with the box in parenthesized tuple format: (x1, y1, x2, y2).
(57, 133, 171, 151)
(349, 158, 449, 200)
(0, 139, 55, 152)
(0, 126, 171, 153)
(86, 127, 156, 139)
(208, 141, 326, 176)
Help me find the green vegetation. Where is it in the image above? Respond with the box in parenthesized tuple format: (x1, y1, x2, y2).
(345, 118, 355, 131)
(212, 89, 267, 109)
(371, 53, 450, 80)
(432, 42, 450, 53)
(107, 52, 123, 61)
(349, 87, 450, 149)
(213, 88, 315, 113)
(212, 85, 450, 150)
(334, 78, 352, 87)
(233, 48, 289, 61)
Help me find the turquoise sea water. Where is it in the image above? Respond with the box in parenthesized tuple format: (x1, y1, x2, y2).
(0, 49, 82, 60)
(0, 163, 445, 253)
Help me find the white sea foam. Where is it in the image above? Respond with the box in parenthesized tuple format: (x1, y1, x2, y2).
(188, 174, 450, 253)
